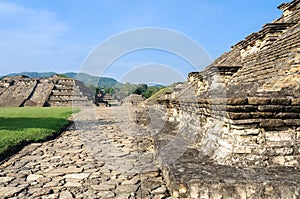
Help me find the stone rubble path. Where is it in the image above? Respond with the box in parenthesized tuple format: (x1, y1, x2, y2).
(0, 106, 172, 199)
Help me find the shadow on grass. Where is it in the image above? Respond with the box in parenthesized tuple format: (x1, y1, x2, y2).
(0, 117, 69, 130)
(0, 117, 72, 162)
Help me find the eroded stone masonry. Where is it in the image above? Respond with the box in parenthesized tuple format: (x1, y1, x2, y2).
(0, 75, 93, 107)
(1, 1, 300, 199)
(146, 0, 300, 198)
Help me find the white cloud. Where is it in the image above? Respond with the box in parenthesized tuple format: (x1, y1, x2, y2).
(0, 1, 26, 14)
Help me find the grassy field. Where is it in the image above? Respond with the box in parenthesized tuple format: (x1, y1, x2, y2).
(0, 107, 79, 155)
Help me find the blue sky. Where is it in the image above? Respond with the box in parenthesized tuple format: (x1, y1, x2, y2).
(0, 0, 285, 84)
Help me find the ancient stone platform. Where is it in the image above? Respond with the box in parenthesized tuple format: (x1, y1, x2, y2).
(0, 75, 93, 107)
(145, 0, 300, 198)
(1, 1, 299, 198)
(0, 106, 171, 199)
(151, 121, 300, 198)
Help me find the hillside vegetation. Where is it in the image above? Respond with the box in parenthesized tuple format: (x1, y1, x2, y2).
(1, 71, 173, 100)
(1, 72, 120, 88)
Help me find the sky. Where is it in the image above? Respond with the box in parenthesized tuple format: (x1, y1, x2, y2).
(0, 0, 286, 84)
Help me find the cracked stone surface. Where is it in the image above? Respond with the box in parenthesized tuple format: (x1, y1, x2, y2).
(0, 106, 171, 199)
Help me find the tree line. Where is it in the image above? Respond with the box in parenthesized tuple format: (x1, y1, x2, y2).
(88, 83, 166, 101)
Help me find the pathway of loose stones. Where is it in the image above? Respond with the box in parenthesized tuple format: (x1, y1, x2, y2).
(0, 106, 172, 199)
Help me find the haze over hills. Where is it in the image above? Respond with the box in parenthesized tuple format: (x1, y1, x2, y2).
(1, 72, 57, 78)
(63, 72, 120, 88)
(1, 72, 171, 87)
(1, 72, 120, 88)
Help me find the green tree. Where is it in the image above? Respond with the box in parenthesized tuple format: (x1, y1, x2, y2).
(121, 82, 138, 96)
(141, 86, 164, 99)
(134, 84, 148, 95)
(104, 87, 115, 94)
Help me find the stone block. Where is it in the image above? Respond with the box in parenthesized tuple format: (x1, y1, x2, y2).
(230, 124, 258, 130)
(291, 98, 300, 105)
(226, 112, 251, 120)
(226, 98, 248, 105)
(226, 105, 257, 112)
(206, 98, 224, 105)
(258, 105, 285, 112)
(229, 118, 262, 125)
(0, 187, 24, 198)
(64, 173, 90, 179)
(244, 129, 261, 135)
(265, 146, 294, 156)
(272, 156, 298, 166)
(232, 129, 260, 135)
(284, 119, 300, 126)
(275, 112, 299, 119)
(232, 129, 244, 135)
(285, 106, 300, 112)
(274, 147, 294, 155)
(270, 98, 291, 105)
(248, 97, 270, 105)
(238, 135, 259, 145)
(265, 131, 293, 142)
(64, 181, 82, 187)
(296, 131, 300, 139)
(26, 174, 43, 182)
(211, 105, 226, 111)
(251, 112, 273, 118)
(207, 98, 249, 105)
(260, 119, 285, 127)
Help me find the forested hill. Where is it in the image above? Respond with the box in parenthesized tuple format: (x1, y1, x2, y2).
(1, 72, 120, 88)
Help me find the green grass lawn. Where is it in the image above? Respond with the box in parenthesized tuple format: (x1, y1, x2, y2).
(0, 107, 79, 155)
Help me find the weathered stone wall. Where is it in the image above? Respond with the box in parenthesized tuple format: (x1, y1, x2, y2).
(151, 1, 300, 198)
(163, 0, 300, 168)
(46, 78, 92, 107)
(0, 76, 93, 107)
(24, 79, 55, 106)
(0, 77, 37, 107)
(163, 98, 300, 167)
(277, 0, 300, 23)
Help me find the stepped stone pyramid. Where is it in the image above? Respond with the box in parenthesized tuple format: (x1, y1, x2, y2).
(152, 0, 300, 198)
(0, 75, 93, 107)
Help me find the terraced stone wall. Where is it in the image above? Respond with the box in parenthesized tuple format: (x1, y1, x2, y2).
(0, 77, 38, 107)
(0, 76, 93, 107)
(46, 78, 93, 107)
(158, 0, 300, 168)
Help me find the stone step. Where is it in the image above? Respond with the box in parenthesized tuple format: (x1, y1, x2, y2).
(159, 156, 300, 199)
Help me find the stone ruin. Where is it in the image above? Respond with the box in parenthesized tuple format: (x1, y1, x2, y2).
(0, 75, 93, 107)
(122, 94, 145, 106)
(146, 0, 300, 198)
